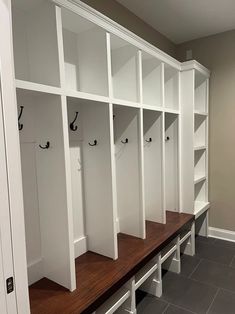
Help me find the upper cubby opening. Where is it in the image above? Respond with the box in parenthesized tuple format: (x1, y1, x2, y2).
(164, 65, 179, 110)
(195, 71, 208, 113)
(61, 8, 109, 97)
(12, 0, 61, 87)
(110, 35, 139, 103)
(142, 52, 163, 107)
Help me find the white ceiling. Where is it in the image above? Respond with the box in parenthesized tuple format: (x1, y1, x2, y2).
(116, 0, 235, 44)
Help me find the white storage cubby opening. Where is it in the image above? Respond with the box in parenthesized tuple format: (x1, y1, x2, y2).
(142, 52, 163, 107)
(113, 105, 145, 238)
(12, 0, 61, 87)
(194, 115, 207, 147)
(194, 149, 206, 182)
(110, 35, 139, 103)
(165, 113, 179, 212)
(194, 180, 207, 209)
(67, 98, 117, 260)
(195, 71, 208, 113)
(164, 64, 179, 110)
(61, 8, 109, 96)
(17, 89, 75, 291)
(143, 110, 164, 223)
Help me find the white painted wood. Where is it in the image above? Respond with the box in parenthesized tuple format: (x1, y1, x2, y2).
(52, 0, 181, 70)
(111, 35, 139, 102)
(114, 106, 144, 238)
(0, 0, 30, 310)
(16, 79, 62, 95)
(209, 226, 235, 242)
(61, 7, 109, 96)
(135, 258, 158, 290)
(17, 90, 76, 290)
(139, 254, 162, 297)
(181, 62, 210, 222)
(143, 110, 164, 223)
(0, 234, 7, 314)
(12, 0, 61, 86)
(194, 150, 206, 182)
(96, 287, 130, 314)
(164, 65, 179, 110)
(67, 98, 117, 259)
(194, 114, 206, 147)
(0, 68, 17, 314)
(195, 75, 207, 113)
(165, 113, 179, 211)
(141, 52, 162, 107)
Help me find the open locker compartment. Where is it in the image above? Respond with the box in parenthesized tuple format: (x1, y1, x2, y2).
(142, 52, 163, 107)
(110, 35, 139, 103)
(165, 113, 179, 212)
(113, 105, 145, 239)
(61, 8, 109, 96)
(143, 109, 164, 223)
(164, 64, 179, 110)
(17, 89, 75, 291)
(12, 0, 61, 87)
(67, 97, 118, 260)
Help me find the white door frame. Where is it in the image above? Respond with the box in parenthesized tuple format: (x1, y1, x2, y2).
(0, 0, 30, 313)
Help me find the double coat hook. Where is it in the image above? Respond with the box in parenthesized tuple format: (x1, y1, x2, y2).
(70, 111, 79, 131)
(18, 106, 24, 131)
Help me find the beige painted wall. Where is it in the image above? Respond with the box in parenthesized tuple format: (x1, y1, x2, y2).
(79, 0, 176, 57)
(177, 30, 235, 231)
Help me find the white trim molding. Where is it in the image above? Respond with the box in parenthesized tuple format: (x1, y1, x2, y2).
(209, 227, 235, 242)
(74, 236, 87, 258)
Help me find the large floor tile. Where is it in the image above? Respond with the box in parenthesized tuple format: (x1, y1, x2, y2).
(191, 259, 235, 292)
(208, 289, 235, 314)
(180, 254, 201, 278)
(160, 271, 217, 313)
(195, 240, 234, 265)
(136, 290, 168, 314)
(164, 304, 196, 314)
(195, 236, 216, 245)
(213, 238, 235, 251)
(230, 256, 235, 268)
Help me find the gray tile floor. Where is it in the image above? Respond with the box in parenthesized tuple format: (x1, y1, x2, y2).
(136, 236, 235, 314)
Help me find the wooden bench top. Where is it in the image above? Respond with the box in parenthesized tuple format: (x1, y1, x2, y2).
(29, 211, 194, 314)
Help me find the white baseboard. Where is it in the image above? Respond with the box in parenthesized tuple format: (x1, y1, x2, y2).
(74, 236, 87, 258)
(27, 237, 87, 284)
(27, 258, 43, 285)
(209, 227, 235, 242)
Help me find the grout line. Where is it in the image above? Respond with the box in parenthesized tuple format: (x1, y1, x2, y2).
(229, 255, 235, 267)
(162, 303, 170, 314)
(206, 288, 220, 314)
(166, 303, 197, 314)
(188, 258, 203, 278)
(185, 257, 202, 279)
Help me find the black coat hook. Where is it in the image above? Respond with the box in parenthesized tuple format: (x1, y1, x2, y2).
(18, 106, 24, 131)
(39, 141, 50, 149)
(145, 138, 152, 143)
(165, 136, 170, 141)
(70, 111, 79, 131)
(121, 138, 128, 144)
(89, 140, 97, 146)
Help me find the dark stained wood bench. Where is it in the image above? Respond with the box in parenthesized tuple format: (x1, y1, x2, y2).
(29, 211, 194, 314)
